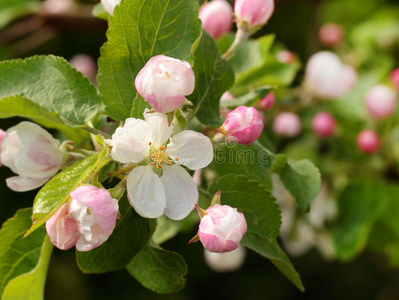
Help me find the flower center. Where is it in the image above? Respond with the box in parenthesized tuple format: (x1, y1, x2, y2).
(148, 142, 173, 168)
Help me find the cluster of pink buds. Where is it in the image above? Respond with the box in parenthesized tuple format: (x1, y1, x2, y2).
(46, 185, 119, 251)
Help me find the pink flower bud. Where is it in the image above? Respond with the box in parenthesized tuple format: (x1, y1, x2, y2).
(222, 106, 264, 145)
(319, 23, 345, 47)
(305, 51, 357, 99)
(273, 112, 301, 137)
(46, 203, 80, 250)
(101, 0, 121, 16)
(0, 129, 5, 166)
(276, 50, 296, 64)
(365, 85, 397, 120)
(1, 121, 63, 192)
(357, 130, 380, 154)
(199, 0, 233, 39)
(46, 185, 119, 251)
(199, 204, 247, 253)
(234, 0, 275, 28)
(69, 185, 119, 251)
(311, 112, 336, 138)
(42, 0, 74, 14)
(390, 68, 399, 90)
(70, 54, 97, 83)
(257, 92, 275, 111)
(135, 55, 195, 113)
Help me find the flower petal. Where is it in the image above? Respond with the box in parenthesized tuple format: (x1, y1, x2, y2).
(6, 176, 50, 192)
(46, 203, 80, 250)
(143, 109, 173, 146)
(110, 118, 152, 164)
(160, 165, 198, 220)
(127, 165, 166, 218)
(166, 130, 213, 170)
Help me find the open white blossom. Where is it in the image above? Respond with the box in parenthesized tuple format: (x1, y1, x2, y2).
(110, 110, 213, 220)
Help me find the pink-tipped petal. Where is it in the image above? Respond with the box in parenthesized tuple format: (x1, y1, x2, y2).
(6, 176, 51, 192)
(46, 203, 80, 250)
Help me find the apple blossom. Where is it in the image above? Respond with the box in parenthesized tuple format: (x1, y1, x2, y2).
(135, 55, 195, 113)
(305, 51, 357, 99)
(1, 121, 63, 192)
(198, 204, 247, 253)
(110, 110, 213, 220)
(46, 185, 119, 251)
(234, 0, 274, 29)
(357, 130, 380, 154)
(257, 92, 275, 111)
(276, 50, 296, 64)
(365, 85, 397, 120)
(220, 106, 264, 145)
(390, 68, 399, 90)
(311, 112, 336, 138)
(0, 129, 5, 166)
(101, 0, 121, 16)
(199, 0, 233, 39)
(319, 23, 345, 47)
(204, 244, 246, 272)
(273, 112, 301, 137)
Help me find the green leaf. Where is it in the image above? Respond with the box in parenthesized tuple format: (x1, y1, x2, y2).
(0, 208, 47, 296)
(76, 196, 156, 273)
(219, 86, 274, 109)
(231, 60, 300, 96)
(127, 243, 187, 294)
(212, 141, 275, 184)
(278, 159, 321, 212)
(0, 55, 101, 126)
(209, 175, 304, 291)
(25, 150, 111, 237)
(0, 95, 64, 124)
(228, 34, 275, 75)
(98, 0, 202, 121)
(92, 2, 109, 20)
(2, 235, 53, 300)
(187, 30, 235, 126)
(333, 181, 388, 260)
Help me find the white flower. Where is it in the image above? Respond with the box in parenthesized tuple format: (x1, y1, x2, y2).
(110, 110, 213, 220)
(1, 121, 63, 192)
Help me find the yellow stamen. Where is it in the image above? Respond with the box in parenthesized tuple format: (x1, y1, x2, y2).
(165, 71, 171, 79)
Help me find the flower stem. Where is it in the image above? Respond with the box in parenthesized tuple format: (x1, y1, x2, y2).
(222, 27, 250, 60)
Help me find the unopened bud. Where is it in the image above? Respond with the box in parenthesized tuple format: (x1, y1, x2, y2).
(220, 106, 264, 145)
(365, 85, 397, 120)
(273, 112, 301, 138)
(257, 92, 275, 111)
(135, 55, 195, 113)
(357, 130, 380, 154)
(234, 0, 275, 31)
(319, 23, 345, 47)
(311, 112, 336, 138)
(199, 0, 233, 39)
